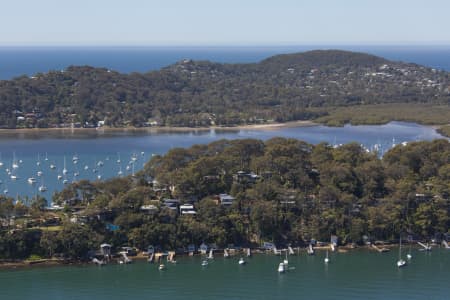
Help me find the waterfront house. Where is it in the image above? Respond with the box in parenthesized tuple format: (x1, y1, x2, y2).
(219, 194, 235, 206)
(179, 204, 196, 215)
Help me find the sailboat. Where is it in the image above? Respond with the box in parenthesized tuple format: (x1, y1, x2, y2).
(397, 237, 407, 268)
(12, 152, 19, 169)
(44, 152, 48, 161)
(38, 177, 47, 192)
(324, 250, 330, 264)
(0, 152, 3, 167)
(277, 262, 285, 273)
(36, 153, 41, 166)
(207, 249, 214, 259)
(238, 257, 246, 265)
(283, 250, 289, 266)
(62, 156, 68, 175)
(407, 243, 412, 260)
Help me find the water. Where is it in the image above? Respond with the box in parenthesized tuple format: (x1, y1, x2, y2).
(0, 248, 449, 300)
(0, 122, 445, 201)
(0, 45, 449, 80)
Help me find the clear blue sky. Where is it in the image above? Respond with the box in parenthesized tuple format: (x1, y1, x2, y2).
(1, 0, 449, 46)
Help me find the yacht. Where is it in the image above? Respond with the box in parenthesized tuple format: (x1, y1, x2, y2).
(324, 250, 330, 264)
(238, 257, 246, 265)
(27, 177, 37, 184)
(38, 184, 47, 192)
(62, 157, 68, 175)
(277, 262, 285, 273)
(37, 171, 43, 177)
(50, 164, 56, 169)
(397, 237, 407, 268)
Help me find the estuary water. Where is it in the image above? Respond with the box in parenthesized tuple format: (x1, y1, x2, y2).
(0, 248, 449, 300)
(0, 121, 445, 201)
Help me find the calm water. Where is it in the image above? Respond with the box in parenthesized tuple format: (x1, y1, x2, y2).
(0, 45, 450, 79)
(1, 249, 449, 300)
(0, 122, 445, 201)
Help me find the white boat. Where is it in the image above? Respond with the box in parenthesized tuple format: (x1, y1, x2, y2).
(397, 237, 407, 268)
(10, 175, 18, 180)
(97, 174, 102, 180)
(37, 171, 43, 177)
(38, 185, 47, 192)
(307, 244, 315, 255)
(63, 179, 69, 184)
(44, 152, 48, 161)
(97, 161, 104, 167)
(27, 177, 37, 184)
(277, 262, 285, 273)
(324, 250, 330, 264)
(238, 257, 246, 265)
(0, 152, 3, 167)
(84, 165, 89, 170)
(201, 260, 209, 266)
(57, 174, 62, 180)
(283, 250, 289, 266)
(62, 157, 68, 175)
(158, 264, 166, 271)
(50, 164, 56, 169)
(12, 152, 19, 169)
(246, 248, 251, 257)
(207, 249, 214, 259)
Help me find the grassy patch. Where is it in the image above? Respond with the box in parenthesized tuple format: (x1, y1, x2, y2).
(437, 125, 450, 138)
(313, 104, 450, 126)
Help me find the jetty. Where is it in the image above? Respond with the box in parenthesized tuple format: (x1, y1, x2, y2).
(418, 242, 432, 251)
(371, 244, 390, 253)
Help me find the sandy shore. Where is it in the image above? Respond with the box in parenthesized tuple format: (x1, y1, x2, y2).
(0, 120, 317, 136)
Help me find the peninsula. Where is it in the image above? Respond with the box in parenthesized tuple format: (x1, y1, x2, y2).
(0, 50, 449, 133)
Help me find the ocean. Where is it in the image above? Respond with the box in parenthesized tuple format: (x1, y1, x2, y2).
(0, 45, 449, 80)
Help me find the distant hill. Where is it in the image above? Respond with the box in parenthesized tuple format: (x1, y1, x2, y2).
(0, 50, 448, 129)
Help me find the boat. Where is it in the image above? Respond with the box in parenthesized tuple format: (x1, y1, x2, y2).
(38, 184, 47, 192)
(12, 152, 19, 169)
(36, 154, 41, 166)
(201, 260, 208, 267)
(158, 264, 166, 271)
(10, 175, 18, 180)
(63, 178, 69, 184)
(62, 157, 68, 175)
(37, 171, 43, 177)
(246, 248, 251, 257)
(277, 262, 285, 273)
(417, 241, 432, 252)
(407, 243, 412, 260)
(44, 152, 48, 161)
(50, 164, 56, 169)
(283, 250, 289, 266)
(207, 249, 214, 259)
(27, 177, 37, 184)
(57, 174, 62, 180)
(238, 257, 246, 265)
(84, 165, 89, 170)
(397, 237, 407, 268)
(324, 250, 330, 264)
(307, 244, 315, 255)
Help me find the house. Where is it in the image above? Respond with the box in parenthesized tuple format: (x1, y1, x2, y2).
(140, 204, 159, 214)
(179, 204, 196, 215)
(219, 194, 235, 206)
(163, 199, 180, 210)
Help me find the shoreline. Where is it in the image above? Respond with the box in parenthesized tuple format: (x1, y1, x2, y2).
(0, 243, 432, 271)
(0, 120, 317, 136)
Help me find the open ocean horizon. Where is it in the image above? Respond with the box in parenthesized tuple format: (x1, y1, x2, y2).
(0, 45, 449, 80)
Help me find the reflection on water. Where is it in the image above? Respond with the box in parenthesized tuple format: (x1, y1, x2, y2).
(0, 122, 446, 200)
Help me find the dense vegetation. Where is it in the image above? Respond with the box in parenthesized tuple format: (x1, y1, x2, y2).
(0, 50, 449, 129)
(0, 138, 449, 260)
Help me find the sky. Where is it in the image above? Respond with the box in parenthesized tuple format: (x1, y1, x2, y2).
(0, 0, 449, 46)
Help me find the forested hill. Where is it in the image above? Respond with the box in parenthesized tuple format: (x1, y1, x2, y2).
(0, 50, 449, 129)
